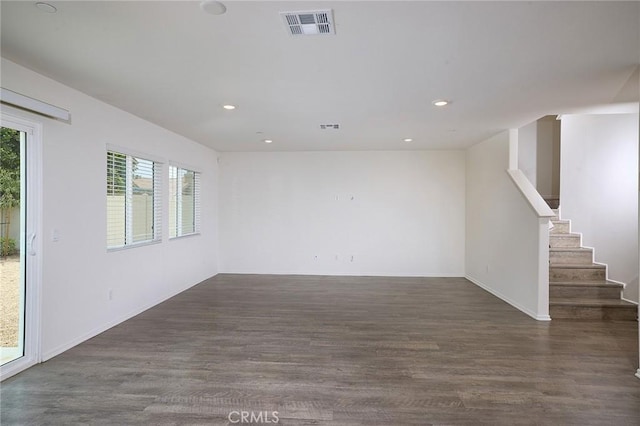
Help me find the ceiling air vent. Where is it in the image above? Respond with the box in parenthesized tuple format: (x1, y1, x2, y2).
(320, 124, 340, 130)
(281, 10, 335, 36)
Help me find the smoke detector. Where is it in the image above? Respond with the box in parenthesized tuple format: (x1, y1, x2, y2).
(281, 10, 335, 36)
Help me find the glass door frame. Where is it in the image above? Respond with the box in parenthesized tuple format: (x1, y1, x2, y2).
(0, 111, 43, 381)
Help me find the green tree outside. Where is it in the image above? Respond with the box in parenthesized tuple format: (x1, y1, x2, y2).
(0, 127, 21, 256)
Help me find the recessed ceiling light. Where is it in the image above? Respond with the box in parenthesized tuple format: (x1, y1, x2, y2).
(263, 139, 273, 144)
(432, 100, 450, 107)
(200, 1, 227, 15)
(35, 2, 57, 13)
(403, 138, 413, 142)
(222, 104, 236, 110)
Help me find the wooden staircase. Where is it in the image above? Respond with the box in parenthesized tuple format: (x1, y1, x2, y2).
(549, 210, 637, 320)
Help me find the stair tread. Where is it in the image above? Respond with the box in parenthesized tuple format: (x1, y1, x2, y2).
(549, 234, 580, 243)
(551, 219, 570, 224)
(549, 263, 606, 269)
(549, 247, 592, 252)
(550, 298, 637, 307)
(550, 280, 624, 288)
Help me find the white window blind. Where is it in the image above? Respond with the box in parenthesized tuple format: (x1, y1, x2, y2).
(107, 150, 162, 249)
(169, 165, 200, 238)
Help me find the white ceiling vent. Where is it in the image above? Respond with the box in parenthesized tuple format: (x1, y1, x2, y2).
(281, 10, 335, 36)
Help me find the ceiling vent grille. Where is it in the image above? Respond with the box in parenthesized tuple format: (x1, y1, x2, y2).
(320, 124, 340, 130)
(281, 10, 335, 36)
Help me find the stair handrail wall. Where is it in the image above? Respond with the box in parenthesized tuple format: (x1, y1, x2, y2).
(465, 129, 554, 320)
(509, 130, 556, 319)
(506, 170, 556, 218)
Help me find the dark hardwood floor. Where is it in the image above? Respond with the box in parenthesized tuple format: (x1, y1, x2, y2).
(2, 275, 639, 425)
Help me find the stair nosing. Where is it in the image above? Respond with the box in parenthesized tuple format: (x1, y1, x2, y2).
(549, 263, 606, 269)
(550, 281, 623, 288)
(550, 299, 637, 308)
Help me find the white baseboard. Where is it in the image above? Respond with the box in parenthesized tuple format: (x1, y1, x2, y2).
(607, 277, 628, 289)
(41, 274, 217, 362)
(621, 296, 639, 305)
(465, 275, 551, 321)
(219, 271, 465, 278)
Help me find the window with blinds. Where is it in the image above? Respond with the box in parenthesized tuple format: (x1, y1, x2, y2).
(169, 165, 200, 238)
(107, 150, 162, 249)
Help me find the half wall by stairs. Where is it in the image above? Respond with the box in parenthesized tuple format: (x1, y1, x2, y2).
(549, 210, 637, 320)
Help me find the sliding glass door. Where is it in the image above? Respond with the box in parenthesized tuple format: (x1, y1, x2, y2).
(0, 126, 25, 366)
(0, 114, 41, 380)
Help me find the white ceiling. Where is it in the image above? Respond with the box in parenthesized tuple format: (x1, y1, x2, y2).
(1, 1, 638, 151)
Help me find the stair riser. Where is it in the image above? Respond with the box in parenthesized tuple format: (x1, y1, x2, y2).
(550, 286, 621, 299)
(550, 222, 570, 234)
(549, 235, 581, 248)
(550, 305, 637, 321)
(549, 267, 606, 282)
(549, 251, 593, 265)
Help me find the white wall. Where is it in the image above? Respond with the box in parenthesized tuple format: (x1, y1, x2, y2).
(560, 113, 639, 303)
(219, 151, 465, 276)
(1, 58, 219, 360)
(466, 131, 550, 320)
(518, 120, 537, 187)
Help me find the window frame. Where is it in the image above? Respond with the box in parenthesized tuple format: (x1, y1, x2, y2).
(168, 163, 201, 240)
(106, 146, 163, 251)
